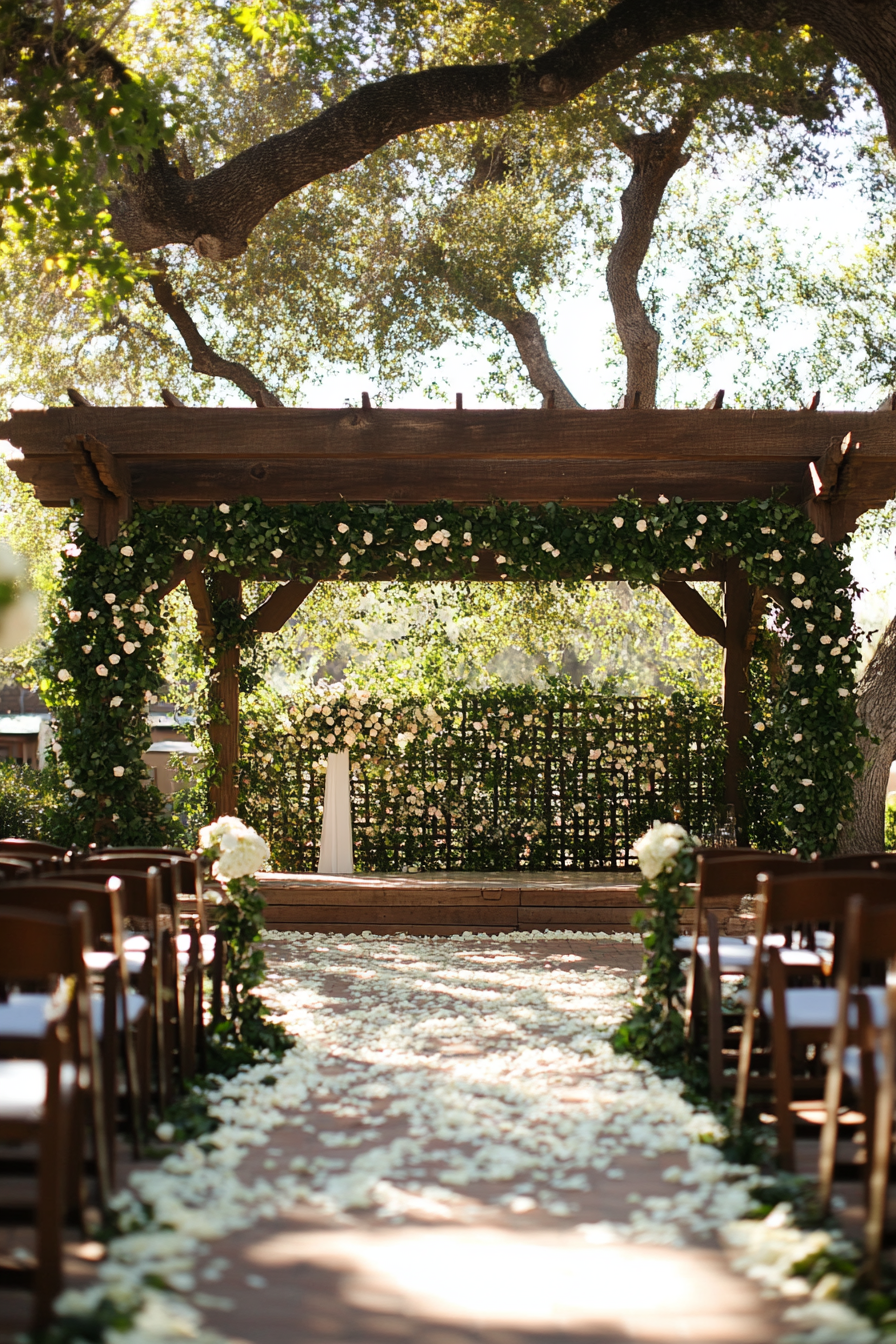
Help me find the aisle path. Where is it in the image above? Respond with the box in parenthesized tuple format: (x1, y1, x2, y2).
(75, 936, 789, 1343)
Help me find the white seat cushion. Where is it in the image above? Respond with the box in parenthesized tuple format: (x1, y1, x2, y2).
(761, 985, 887, 1030)
(85, 949, 146, 977)
(0, 1060, 76, 1123)
(90, 992, 148, 1037)
(0, 994, 53, 1038)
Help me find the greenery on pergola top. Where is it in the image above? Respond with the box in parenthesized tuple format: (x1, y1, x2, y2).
(41, 492, 863, 857)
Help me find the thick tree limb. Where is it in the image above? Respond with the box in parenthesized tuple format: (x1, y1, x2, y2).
(109, 0, 786, 259)
(606, 117, 693, 408)
(88, 1, 896, 263)
(147, 262, 284, 407)
(840, 614, 896, 853)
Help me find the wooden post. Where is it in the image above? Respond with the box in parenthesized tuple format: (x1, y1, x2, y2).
(722, 560, 754, 834)
(208, 573, 241, 818)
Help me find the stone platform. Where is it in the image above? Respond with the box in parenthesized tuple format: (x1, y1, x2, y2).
(258, 871, 737, 937)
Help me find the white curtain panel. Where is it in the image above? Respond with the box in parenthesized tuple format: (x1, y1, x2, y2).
(317, 749, 354, 874)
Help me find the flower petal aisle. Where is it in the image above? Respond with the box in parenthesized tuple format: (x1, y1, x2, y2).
(67, 932, 800, 1343)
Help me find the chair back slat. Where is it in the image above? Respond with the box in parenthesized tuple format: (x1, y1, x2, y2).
(41, 866, 164, 923)
(0, 880, 120, 941)
(697, 852, 805, 901)
(0, 838, 69, 859)
(0, 903, 88, 978)
(816, 853, 896, 873)
(756, 871, 896, 929)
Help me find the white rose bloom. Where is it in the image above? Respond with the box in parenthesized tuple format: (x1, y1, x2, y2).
(337, 522, 349, 534)
(634, 821, 691, 880)
(199, 816, 270, 880)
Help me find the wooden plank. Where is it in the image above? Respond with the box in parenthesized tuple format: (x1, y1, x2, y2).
(7, 407, 896, 464)
(8, 456, 809, 508)
(520, 907, 642, 927)
(263, 904, 515, 926)
(260, 886, 521, 908)
(264, 922, 518, 936)
(251, 580, 316, 633)
(658, 580, 725, 645)
(208, 573, 240, 817)
(519, 887, 638, 907)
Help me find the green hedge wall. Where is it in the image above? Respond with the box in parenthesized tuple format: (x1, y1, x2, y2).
(238, 683, 725, 872)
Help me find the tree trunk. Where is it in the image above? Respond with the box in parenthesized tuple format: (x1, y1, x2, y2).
(606, 118, 692, 408)
(840, 613, 896, 853)
(500, 309, 582, 408)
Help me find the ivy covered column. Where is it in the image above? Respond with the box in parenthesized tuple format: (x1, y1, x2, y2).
(722, 559, 754, 833)
(209, 573, 241, 818)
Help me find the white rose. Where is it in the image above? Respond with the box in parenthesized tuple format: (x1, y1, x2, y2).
(339, 552, 351, 565)
(110, 696, 123, 707)
(337, 522, 349, 533)
(636, 520, 647, 532)
(96, 664, 108, 676)
(113, 766, 125, 777)
(271, 548, 283, 559)
(792, 572, 805, 585)
(182, 549, 194, 560)
(58, 669, 72, 682)
(120, 546, 134, 557)
(68, 610, 81, 622)
(109, 654, 121, 664)
(104, 593, 116, 604)
(771, 550, 782, 562)
(219, 503, 231, 514)
(363, 532, 373, 545)
(613, 517, 624, 528)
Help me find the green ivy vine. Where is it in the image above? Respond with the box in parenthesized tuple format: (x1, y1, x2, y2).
(40, 494, 864, 854)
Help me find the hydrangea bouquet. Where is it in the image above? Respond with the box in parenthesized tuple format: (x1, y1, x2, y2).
(613, 820, 698, 1068)
(198, 816, 289, 1065)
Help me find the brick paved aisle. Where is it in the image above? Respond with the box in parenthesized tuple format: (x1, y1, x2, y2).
(47, 936, 793, 1344)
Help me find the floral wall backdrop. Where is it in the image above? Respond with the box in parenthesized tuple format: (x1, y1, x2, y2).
(40, 494, 863, 856)
(239, 682, 725, 871)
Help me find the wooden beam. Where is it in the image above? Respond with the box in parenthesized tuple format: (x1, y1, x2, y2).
(184, 559, 215, 647)
(64, 435, 131, 545)
(156, 555, 198, 600)
(208, 573, 241, 819)
(658, 580, 725, 645)
(721, 560, 754, 831)
(10, 406, 896, 525)
(250, 580, 317, 633)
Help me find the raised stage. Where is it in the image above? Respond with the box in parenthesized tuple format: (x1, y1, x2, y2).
(258, 871, 740, 936)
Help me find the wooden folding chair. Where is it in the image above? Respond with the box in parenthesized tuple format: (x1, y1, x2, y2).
(735, 871, 896, 1168)
(682, 852, 806, 1098)
(75, 849, 217, 1074)
(49, 865, 177, 1111)
(0, 879, 146, 1179)
(0, 903, 100, 1325)
(817, 897, 896, 1248)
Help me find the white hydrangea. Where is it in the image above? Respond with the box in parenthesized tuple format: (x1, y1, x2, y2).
(198, 815, 270, 881)
(633, 821, 691, 880)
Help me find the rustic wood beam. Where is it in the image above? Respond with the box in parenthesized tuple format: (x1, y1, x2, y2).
(156, 555, 197, 600)
(721, 560, 754, 831)
(658, 579, 725, 645)
(184, 559, 215, 647)
(208, 573, 241, 819)
(250, 580, 317, 633)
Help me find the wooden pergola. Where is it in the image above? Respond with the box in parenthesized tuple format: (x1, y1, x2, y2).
(5, 402, 896, 825)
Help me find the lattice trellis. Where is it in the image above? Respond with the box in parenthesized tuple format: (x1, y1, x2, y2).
(239, 687, 725, 872)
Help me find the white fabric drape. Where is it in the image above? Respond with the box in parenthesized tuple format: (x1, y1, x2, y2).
(317, 749, 354, 874)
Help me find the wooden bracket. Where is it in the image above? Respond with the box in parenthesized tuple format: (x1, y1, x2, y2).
(658, 579, 725, 645)
(65, 434, 132, 545)
(156, 553, 202, 600)
(703, 390, 724, 410)
(249, 580, 317, 633)
(184, 559, 216, 647)
(803, 431, 861, 541)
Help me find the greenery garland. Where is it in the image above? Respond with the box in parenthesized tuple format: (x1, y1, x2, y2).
(612, 823, 698, 1067)
(40, 494, 863, 855)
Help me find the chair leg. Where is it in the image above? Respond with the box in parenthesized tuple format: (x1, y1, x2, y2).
(33, 1032, 68, 1329)
(865, 986, 896, 1283)
(101, 963, 118, 1190)
(768, 949, 796, 1170)
(706, 912, 724, 1101)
